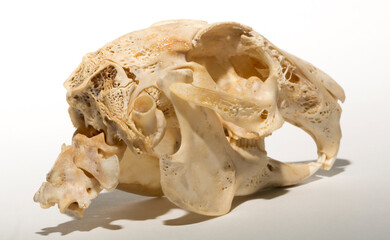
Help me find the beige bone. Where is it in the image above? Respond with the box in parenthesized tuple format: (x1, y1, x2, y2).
(34, 20, 344, 217)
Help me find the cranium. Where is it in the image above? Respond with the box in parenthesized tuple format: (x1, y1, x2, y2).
(34, 20, 344, 217)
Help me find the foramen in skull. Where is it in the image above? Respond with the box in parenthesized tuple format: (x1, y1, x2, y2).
(34, 20, 345, 217)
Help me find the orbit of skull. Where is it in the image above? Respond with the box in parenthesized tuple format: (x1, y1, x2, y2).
(34, 20, 344, 217)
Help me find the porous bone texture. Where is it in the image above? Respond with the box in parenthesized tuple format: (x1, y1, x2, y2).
(34, 20, 345, 217)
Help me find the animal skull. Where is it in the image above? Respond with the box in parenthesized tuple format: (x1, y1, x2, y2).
(34, 20, 345, 217)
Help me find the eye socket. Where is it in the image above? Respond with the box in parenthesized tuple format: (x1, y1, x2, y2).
(229, 55, 269, 82)
(188, 24, 271, 99)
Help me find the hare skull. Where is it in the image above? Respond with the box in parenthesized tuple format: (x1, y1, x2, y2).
(34, 20, 344, 217)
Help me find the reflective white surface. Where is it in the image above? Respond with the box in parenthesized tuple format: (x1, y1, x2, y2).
(1, 0, 390, 239)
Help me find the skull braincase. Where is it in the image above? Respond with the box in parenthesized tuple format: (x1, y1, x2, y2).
(34, 20, 344, 217)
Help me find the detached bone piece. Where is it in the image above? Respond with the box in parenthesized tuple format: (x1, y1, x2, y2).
(34, 20, 345, 217)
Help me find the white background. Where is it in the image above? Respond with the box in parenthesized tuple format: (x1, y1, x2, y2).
(1, 0, 390, 239)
